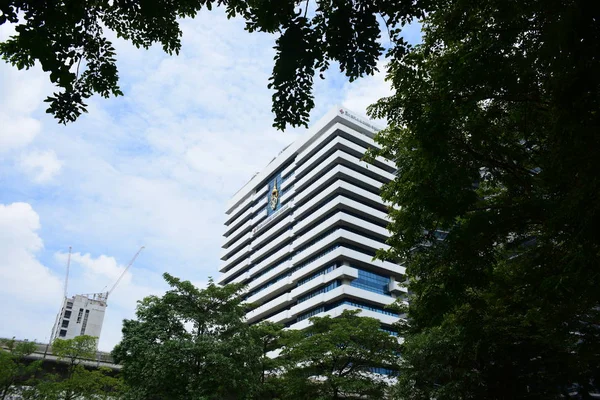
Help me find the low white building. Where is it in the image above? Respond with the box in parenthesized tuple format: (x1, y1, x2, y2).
(218, 106, 406, 333)
(51, 293, 107, 342)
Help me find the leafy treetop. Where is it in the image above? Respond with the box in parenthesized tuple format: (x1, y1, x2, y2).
(0, 0, 428, 128)
(112, 273, 262, 400)
(0, 338, 41, 400)
(281, 310, 400, 400)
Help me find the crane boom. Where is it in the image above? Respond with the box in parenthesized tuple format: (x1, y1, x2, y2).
(107, 246, 145, 297)
(64, 246, 72, 298)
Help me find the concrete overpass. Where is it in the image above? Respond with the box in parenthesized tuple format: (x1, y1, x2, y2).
(1, 339, 121, 371)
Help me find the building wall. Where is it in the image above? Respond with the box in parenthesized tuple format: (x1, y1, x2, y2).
(219, 106, 406, 330)
(51, 294, 106, 342)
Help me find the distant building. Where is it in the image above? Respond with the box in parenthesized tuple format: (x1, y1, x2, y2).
(50, 293, 107, 342)
(218, 106, 406, 332)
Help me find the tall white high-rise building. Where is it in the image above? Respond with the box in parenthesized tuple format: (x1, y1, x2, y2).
(51, 293, 107, 342)
(218, 107, 406, 332)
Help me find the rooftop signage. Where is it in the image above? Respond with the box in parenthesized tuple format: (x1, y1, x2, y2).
(338, 108, 380, 132)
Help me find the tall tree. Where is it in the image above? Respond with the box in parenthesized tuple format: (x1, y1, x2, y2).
(365, 0, 600, 398)
(48, 335, 125, 400)
(52, 335, 97, 369)
(0, 338, 41, 400)
(249, 321, 289, 400)
(280, 310, 401, 400)
(112, 273, 262, 400)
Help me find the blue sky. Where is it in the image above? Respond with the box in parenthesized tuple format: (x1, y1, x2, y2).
(0, 10, 422, 351)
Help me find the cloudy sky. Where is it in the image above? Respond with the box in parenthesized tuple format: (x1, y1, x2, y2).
(0, 10, 421, 351)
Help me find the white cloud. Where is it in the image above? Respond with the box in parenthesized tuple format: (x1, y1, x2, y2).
(0, 201, 163, 349)
(55, 251, 133, 290)
(17, 12, 306, 275)
(0, 55, 49, 153)
(19, 149, 63, 183)
(341, 60, 393, 118)
(0, 202, 63, 342)
(0, 114, 41, 153)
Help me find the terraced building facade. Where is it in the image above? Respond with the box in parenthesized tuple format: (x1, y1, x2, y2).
(218, 107, 406, 333)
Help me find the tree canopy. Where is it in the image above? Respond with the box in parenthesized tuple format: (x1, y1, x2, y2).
(112, 273, 263, 400)
(1, 336, 124, 400)
(111, 275, 406, 400)
(366, 0, 600, 398)
(281, 310, 400, 400)
(0, 338, 40, 400)
(249, 321, 290, 400)
(1, 0, 423, 127)
(52, 335, 97, 367)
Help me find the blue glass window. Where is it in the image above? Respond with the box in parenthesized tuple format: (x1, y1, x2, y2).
(294, 298, 399, 323)
(294, 228, 340, 254)
(369, 367, 398, 376)
(245, 246, 341, 298)
(380, 327, 399, 337)
(246, 242, 380, 297)
(337, 300, 399, 317)
(297, 264, 337, 286)
(297, 280, 340, 304)
(433, 231, 448, 240)
(296, 306, 325, 322)
(350, 269, 391, 295)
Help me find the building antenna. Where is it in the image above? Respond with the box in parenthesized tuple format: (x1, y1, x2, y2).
(105, 246, 145, 300)
(64, 246, 72, 299)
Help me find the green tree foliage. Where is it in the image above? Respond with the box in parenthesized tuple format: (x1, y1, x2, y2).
(43, 335, 124, 400)
(112, 273, 262, 400)
(52, 335, 97, 369)
(364, 0, 600, 398)
(0, 338, 41, 400)
(249, 321, 289, 400)
(280, 310, 400, 400)
(1, 0, 419, 127)
(30, 365, 125, 400)
(0, 336, 124, 400)
(112, 278, 404, 400)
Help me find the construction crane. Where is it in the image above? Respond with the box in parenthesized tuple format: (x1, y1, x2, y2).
(63, 246, 72, 298)
(48, 246, 73, 347)
(104, 246, 145, 301)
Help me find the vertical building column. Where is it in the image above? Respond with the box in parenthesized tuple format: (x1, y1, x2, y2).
(340, 260, 353, 285)
(389, 276, 398, 299)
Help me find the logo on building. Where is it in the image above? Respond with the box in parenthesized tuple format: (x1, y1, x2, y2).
(338, 108, 379, 132)
(270, 182, 279, 210)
